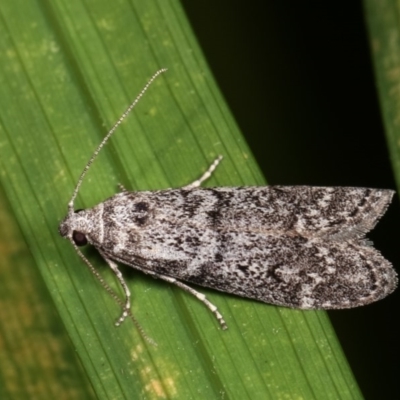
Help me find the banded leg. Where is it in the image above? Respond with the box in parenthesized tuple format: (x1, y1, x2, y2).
(118, 183, 128, 192)
(99, 251, 131, 326)
(154, 272, 227, 329)
(182, 156, 223, 189)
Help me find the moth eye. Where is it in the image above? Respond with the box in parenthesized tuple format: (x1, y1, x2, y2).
(74, 209, 84, 213)
(72, 231, 88, 246)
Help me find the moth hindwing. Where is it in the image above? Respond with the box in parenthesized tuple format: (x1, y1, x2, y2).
(59, 69, 398, 335)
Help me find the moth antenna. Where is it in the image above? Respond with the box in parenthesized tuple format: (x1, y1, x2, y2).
(68, 68, 168, 211)
(72, 243, 157, 346)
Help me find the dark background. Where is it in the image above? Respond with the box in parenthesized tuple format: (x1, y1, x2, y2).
(182, 1, 399, 399)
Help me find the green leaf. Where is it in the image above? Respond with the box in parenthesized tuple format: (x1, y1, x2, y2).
(0, 1, 363, 399)
(364, 0, 400, 187)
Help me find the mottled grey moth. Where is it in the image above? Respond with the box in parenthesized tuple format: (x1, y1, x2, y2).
(59, 69, 398, 331)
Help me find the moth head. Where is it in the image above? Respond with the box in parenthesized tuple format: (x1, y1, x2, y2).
(60, 69, 167, 250)
(58, 209, 89, 247)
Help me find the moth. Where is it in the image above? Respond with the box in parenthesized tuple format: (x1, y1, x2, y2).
(59, 69, 398, 331)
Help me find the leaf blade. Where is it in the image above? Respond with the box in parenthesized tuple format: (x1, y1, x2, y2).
(0, 0, 363, 398)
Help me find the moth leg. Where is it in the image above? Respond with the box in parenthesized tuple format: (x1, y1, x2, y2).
(75, 247, 157, 345)
(118, 183, 128, 192)
(182, 155, 223, 189)
(156, 273, 228, 329)
(99, 252, 131, 326)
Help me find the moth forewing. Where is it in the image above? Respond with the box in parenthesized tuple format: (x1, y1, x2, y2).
(78, 186, 397, 310)
(59, 70, 397, 335)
